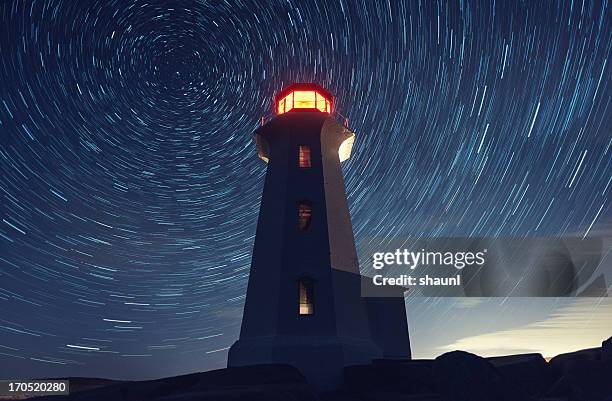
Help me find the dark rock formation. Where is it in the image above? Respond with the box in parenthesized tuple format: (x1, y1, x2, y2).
(547, 358, 612, 401)
(487, 353, 557, 397)
(344, 359, 434, 394)
(433, 351, 528, 401)
(28, 338, 612, 401)
(31, 364, 317, 401)
(548, 346, 601, 376)
(603, 337, 612, 361)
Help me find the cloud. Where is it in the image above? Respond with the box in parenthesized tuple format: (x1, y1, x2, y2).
(436, 298, 612, 358)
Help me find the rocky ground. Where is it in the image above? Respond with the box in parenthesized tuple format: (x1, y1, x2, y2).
(23, 337, 612, 401)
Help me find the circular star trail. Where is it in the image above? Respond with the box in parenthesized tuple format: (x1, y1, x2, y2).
(0, 0, 610, 379)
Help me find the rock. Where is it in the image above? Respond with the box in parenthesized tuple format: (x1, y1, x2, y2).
(31, 364, 318, 401)
(547, 358, 612, 401)
(602, 337, 612, 361)
(487, 353, 556, 396)
(548, 347, 601, 376)
(27, 345, 612, 401)
(343, 360, 434, 394)
(433, 351, 528, 401)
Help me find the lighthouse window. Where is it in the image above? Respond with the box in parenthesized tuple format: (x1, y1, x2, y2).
(298, 145, 311, 168)
(278, 98, 285, 114)
(293, 91, 316, 109)
(298, 202, 312, 230)
(316, 93, 327, 112)
(276, 86, 332, 115)
(299, 279, 314, 315)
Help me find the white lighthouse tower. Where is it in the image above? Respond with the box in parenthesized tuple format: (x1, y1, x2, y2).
(228, 83, 410, 390)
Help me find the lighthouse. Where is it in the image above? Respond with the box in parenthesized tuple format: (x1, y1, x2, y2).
(228, 83, 410, 390)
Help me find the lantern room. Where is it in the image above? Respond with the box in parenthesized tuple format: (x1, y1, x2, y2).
(275, 83, 333, 115)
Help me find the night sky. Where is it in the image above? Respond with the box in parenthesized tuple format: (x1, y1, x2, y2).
(0, 0, 610, 380)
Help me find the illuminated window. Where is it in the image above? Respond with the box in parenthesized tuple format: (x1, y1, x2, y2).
(285, 93, 293, 111)
(316, 93, 327, 112)
(298, 202, 312, 230)
(298, 145, 311, 168)
(298, 279, 314, 316)
(275, 84, 332, 115)
(278, 99, 285, 114)
(294, 91, 316, 109)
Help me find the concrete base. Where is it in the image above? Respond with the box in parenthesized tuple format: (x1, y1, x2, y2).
(228, 335, 382, 390)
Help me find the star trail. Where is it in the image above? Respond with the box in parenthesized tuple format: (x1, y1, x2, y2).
(0, 0, 610, 379)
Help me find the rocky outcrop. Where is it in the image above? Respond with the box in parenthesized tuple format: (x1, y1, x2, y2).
(547, 345, 612, 401)
(488, 353, 556, 397)
(29, 338, 612, 401)
(603, 336, 612, 361)
(344, 359, 434, 395)
(433, 351, 528, 401)
(31, 364, 317, 401)
(548, 346, 601, 376)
